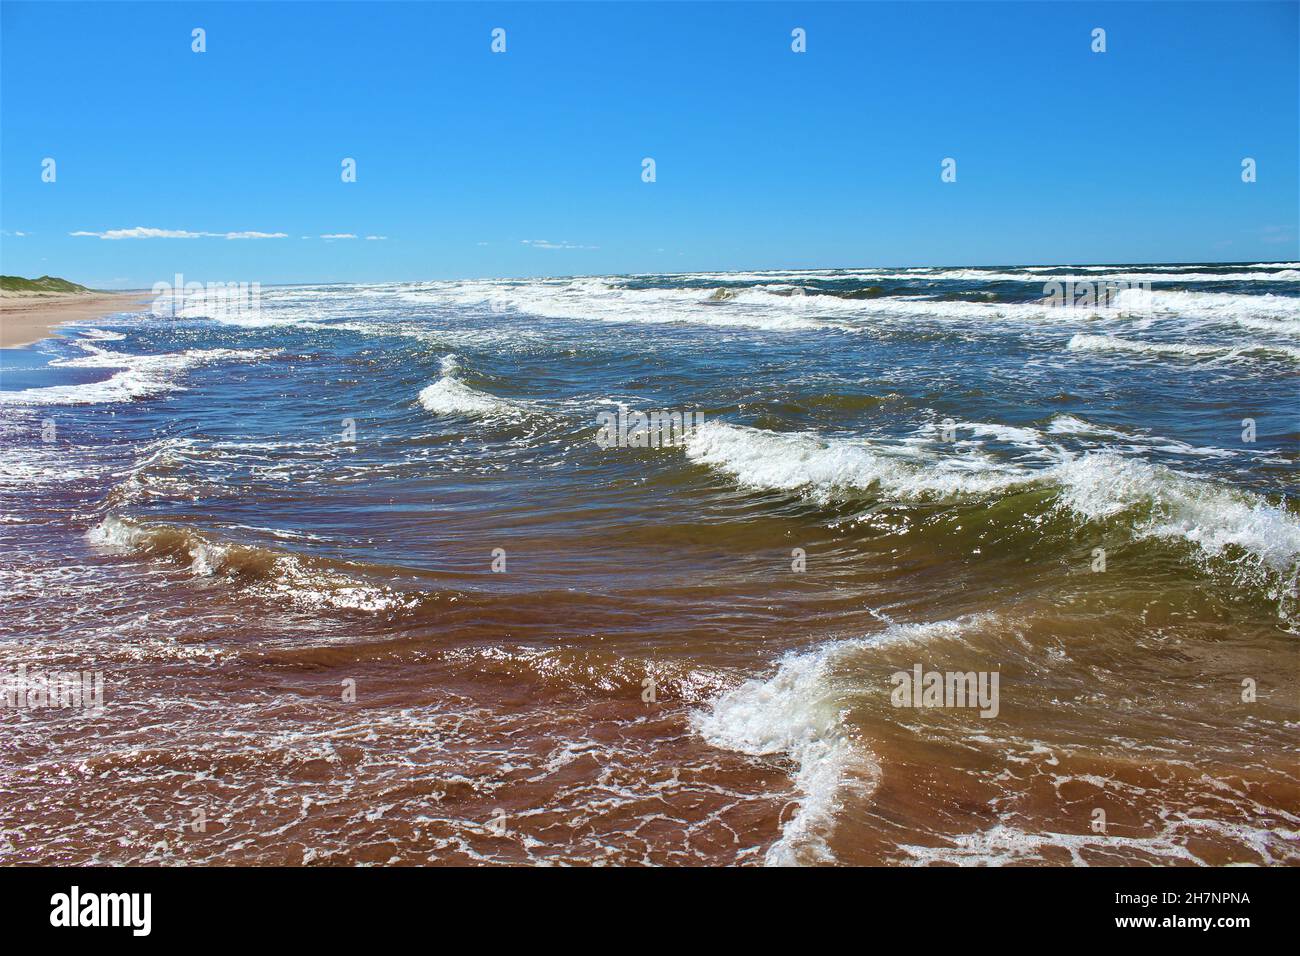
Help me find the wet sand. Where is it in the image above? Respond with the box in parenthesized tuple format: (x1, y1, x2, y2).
(0, 292, 149, 348)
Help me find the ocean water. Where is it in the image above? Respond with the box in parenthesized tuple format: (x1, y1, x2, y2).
(2, 262, 1298, 865)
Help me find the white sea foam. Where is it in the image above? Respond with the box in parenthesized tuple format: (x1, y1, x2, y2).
(911, 419, 1052, 452)
(1066, 332, 1300, 362)
(1052, 453, 1300, 577)
(685, 422, 1299, 598)
(897, 818, 1300, 866)
(923, 268, 1300, 283)
(0, 369, 167, 405)
(0, 445, 96, 487)
(758, 284, 1300, 337)
(1112, 287, 1300, 328)
(684, 421, 1033, 502)
(402, 279, 849, 332)
(656, 266, 1300, 283)
(1046, 415, 1236, 459)
(695, 649, 863, 866)
(87, 515, 415, 613)
(0, 344, 278, 405)
(68, 327, 127, 341)
(1046, 414, 1131, 439)
(263, 275, 1300, 346)
(914, 416, 1245, 467)
(694, 617, 986, 866)
(417, 354, 526, 418)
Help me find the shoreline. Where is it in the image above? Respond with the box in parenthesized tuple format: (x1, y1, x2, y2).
(0, 292, 151, 349)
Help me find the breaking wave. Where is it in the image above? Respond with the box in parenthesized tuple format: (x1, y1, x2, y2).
(417, 354, 528, 418)
(684, 422, 1300, 609)
(693, 617, 987, 865)
(0, 343, 280, 405)
(86, 515, 421, 613)
(1066, 332, 1300, 363)
(684, 421, 1031, 502)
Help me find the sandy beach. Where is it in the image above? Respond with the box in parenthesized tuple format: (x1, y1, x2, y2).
(0, 291, 149, 349)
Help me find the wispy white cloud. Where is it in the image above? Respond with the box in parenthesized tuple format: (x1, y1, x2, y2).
(364, 235, 387, 241)
(1, 230, 28, 237)
(521, 239, 597, 250)
(320, 233, 358, 240)
(72, 227, 201, 239)
(71, 226, 287, 240)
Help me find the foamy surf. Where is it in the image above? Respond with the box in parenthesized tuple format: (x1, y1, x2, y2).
(692, 642, 872, 865)
(402, 279, 850, 332)
(684, 421, 1299, 610)
(897, 818, 1300, 867)
(1052, 452, 1300, 605)
(1047, 414, 1238, 459)
(417, 354, 527, 418)
(1113, 287, 1300, 326)
(87, 515, 419, 614)
(684, 421, 1032, 503)
(1066, 332, 1300, 363)
(0, 344, 280, 405)
(694, 617, 987, 865)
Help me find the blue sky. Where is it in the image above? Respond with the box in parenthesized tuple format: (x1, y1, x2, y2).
(1, 1, 1296, 287)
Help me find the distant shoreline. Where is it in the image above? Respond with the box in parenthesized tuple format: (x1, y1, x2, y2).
(0, 292, 151, 349)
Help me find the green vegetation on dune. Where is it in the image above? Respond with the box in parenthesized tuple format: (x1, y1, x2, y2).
(0, 275, 93, 294)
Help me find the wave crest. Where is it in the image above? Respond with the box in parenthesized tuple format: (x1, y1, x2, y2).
(684, 422, 1300, 610)
(417, 354, 527, 418)
(87, 515, 421, 613)
(0, 344, 279, 406)
(684, 421, 1029, 502)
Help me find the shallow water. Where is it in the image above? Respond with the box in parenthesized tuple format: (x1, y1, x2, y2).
(2, 263, 1297, 865)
